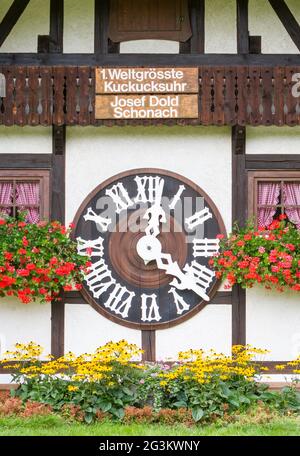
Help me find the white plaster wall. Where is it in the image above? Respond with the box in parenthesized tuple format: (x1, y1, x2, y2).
(120, 40, 179, 54)
(156, 305, 231, 360)
(63, 0, 94, 53)
(0, 0, 49, 53)
(249, 0, 300, 54)
(65, 304, 141, 355)
(66, 126, 232, 233)
(0, 126, 52, 154)
(0, 298, 51, 356)
(246, 287, 300, 361)
(246, 126, 300, 154)
(205, 0, 236, 53)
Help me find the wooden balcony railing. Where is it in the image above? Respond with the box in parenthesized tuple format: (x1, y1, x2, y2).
(0, 66, 299, 127)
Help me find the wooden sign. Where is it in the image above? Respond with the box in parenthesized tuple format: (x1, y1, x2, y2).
(95, 94, 198, 119)
(96, 67, 199, 94)
(95, 67, 199, 119)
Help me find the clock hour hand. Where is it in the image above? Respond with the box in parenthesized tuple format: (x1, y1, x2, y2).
(136, 235, 211, 301)
(143, 202, 166, 237)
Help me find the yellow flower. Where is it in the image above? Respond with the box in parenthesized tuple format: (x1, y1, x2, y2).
(275, 364, 286, 371)
(67, 385, 79, 392)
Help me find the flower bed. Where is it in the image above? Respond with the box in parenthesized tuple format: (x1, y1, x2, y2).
(1, 341, 300, 424)
(0, 217, 90, 303)
(211, 216, 300, 292)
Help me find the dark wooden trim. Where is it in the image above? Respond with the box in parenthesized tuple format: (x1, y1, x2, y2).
(141, 331, 156, 362)
(63, 290, 232, 305)
(237, 0, 249, 54)
(94, 0, 109, 55)
(180, 0, 205, 54)
(231, 126, 247, 346)
(269, 0, 300, 52)
(0, 0, 31, 47)
(50, 126, 66, 357)
(0, 154, 52, 168)
(38, 0, 64, 53)
(51, 299, 65, 358)
(246, 154, 300, 170)
(1, 53, 300, 66)
(255, 361, 296, 375)
(249, 36, 261, 54)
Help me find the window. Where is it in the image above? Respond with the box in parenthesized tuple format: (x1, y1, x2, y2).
(248, 171, 300, 229)
(108, 0, 191, 43)
(0, 170, 50, 223)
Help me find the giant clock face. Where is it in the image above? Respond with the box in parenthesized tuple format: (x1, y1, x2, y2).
(73, 169, 226, 329)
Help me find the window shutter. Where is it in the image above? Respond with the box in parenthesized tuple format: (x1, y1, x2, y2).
(109, 0, 192, 42)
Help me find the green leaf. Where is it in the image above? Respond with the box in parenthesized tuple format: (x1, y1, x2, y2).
(192, 407, 204, 422)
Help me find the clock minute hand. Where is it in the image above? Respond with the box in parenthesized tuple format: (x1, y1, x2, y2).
(136, 235, 210, 302)
(155, 251, 210, 302)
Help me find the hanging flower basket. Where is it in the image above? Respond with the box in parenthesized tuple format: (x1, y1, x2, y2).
(0, 216, 90, 304)
(210, 215, 300, 292)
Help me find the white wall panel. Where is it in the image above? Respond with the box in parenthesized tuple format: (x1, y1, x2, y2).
(66, 126, 232, 234)
(0, 126, 52, 154)
(246, 287, 300, 360)
(246, 126, 300, 154)
(65, 304, 141, 355)
(0, 0, 49, 53)
(156, 305, 232, 360)
(0, 298, 51, 356)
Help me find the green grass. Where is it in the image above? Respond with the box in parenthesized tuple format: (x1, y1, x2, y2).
(0, 415, 299, 436)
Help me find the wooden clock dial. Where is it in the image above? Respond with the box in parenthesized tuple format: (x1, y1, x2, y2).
(73, 169, 226, 329)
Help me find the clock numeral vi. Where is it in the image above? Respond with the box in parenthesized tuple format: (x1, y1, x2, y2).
(168, 287, 190, 315)
(104, 284, 135, 319)
(141, 293, 161, 322)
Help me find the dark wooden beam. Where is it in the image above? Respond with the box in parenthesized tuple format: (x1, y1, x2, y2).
(0, 0, 31, 47)
(1, 53, 300, 66)
(246, 154, 300, 170)
(50, 125, 66, 358)
(269, 0, 300, 51)
(237, 0, 249, 54)
(94, 0, 109, 54)
(181, 0, 205, 54)
(0, 154, 52, 168)
(141, 331, 156, 362)
(231, 126, 247, 346)
(38, 0, 64, 53)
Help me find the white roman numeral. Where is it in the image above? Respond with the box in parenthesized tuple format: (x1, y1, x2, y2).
(134, 176, 164, 204)
(77, 236, 104, 257)
(169, 185, 185, 210)
(85, 259, 115, 299)
(192, 238, 220, 258)
(141, 293, 161, 322)
(168, 287, 190, 315)
(106, 182, 133, 214)
(83, 207, 111, 232)
(183, 261, 215, 296)
(185, 207, 212, 231)
(103, 284, 135, 319)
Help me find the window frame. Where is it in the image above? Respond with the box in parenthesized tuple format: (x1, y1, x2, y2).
(0, 169, 50, 221)
(248, 170, 300, 227)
